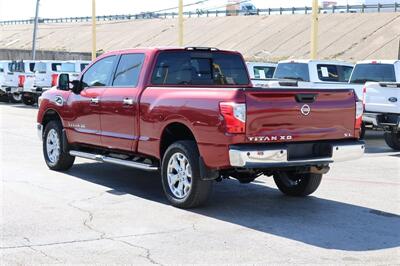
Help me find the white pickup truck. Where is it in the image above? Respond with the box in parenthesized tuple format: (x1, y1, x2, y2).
(246, 62, 276, 87)
(268, 59, 357, 94)
(0, 60, 24, 103)
(22, 60, 63, 105)
(349, 60, 400, 150)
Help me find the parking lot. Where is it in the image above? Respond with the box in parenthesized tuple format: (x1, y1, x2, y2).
(0, 102, 399, 264)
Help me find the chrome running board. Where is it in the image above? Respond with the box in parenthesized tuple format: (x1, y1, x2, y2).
(69, 150, 159, 171)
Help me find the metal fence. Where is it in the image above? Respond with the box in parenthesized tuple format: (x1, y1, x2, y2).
(0, 3, 399, 26)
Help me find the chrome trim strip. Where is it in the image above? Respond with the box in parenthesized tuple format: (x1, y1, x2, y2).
(69, 150, 158, 171)
(229, 143, 365, 167)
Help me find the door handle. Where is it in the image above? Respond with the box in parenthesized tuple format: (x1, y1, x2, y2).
(90, 97, 99, 104)
(123, 98, 134, 105)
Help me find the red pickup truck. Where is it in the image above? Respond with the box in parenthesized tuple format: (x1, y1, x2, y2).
(37, 47, 365, 208)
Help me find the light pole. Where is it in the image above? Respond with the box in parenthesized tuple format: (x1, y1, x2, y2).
(310, 0, 319, 59)
(92, 0, 97, 60)
(32, 0, 40, 60)
(178, 0, 183, 46)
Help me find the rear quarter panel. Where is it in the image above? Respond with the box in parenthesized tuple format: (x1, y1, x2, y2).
(138, 87, 246, 169)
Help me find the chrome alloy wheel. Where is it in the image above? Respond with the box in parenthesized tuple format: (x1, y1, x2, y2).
(46, 129, 60, 165)
(167, 152, 192, 199)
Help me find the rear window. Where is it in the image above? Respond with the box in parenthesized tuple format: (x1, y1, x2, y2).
(8, 61, 25, 73)
(151, 51, 249, 86)
(350, 64, 396, 84)
(61, 63, 76, 72)
(317, 64, 353, 82)
(274, 63, 310, 81)
(253, 66, 275, 79)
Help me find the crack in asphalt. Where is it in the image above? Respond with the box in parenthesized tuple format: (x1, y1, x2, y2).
(1, 229, 185, 250)
(112, 238, 163, 265)
(23, 237, 63, 263)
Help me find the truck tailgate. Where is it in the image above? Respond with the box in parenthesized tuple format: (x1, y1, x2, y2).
(365, 82, 400, 114)
(245, 88, 356, 143)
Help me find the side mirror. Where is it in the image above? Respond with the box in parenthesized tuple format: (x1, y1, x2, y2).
(70, 80, 82, 94)
(58, 73, 70, 91)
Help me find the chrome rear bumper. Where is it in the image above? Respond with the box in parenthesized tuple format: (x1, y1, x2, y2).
(229, 141, 365, 168)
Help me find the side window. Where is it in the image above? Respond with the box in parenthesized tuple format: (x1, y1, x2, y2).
(112, 53, 145, 87)
(81, 56, 116, 88)
(51, 63, 62, 72)
(317, 64, 339, 82)
(80, 63, 89, 72)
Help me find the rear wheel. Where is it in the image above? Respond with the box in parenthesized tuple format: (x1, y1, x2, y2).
(9, 93, 22, 103)
(384, 130, 400, 151)
(43, 121, 75, 171)
(273, 172, 322, 196)
(161, 141, 213, 208)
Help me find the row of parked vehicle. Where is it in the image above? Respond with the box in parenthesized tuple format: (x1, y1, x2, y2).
(247, 59, 400, 150)
(1, 57, 398, 151)
(0, 60, 89, 105)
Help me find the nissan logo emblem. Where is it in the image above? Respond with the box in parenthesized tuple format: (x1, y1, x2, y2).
(301, 104, 311, 116)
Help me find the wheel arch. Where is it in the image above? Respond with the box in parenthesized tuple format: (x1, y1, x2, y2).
(42, 108, 63, 130)
(159, 122, 197, 159)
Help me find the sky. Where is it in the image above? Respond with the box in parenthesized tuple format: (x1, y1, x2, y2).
(0, 0, 394, 20)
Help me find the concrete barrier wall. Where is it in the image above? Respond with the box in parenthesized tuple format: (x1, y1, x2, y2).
(0, 49, 91, 60)
(0, 13, 399, 61)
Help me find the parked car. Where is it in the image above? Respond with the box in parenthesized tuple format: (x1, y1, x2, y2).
(22, 60, 63, 105)
(350, 60, 400, 150)
(269, 59, 356, 94)
(37, 47, 364, 208)
(246, 61, 276, 87)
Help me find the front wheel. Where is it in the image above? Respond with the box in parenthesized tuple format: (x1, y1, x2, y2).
(161, 141, 213, 208)
(384, 130, 400, 151)
(273, 172, 322, 197)
(43, 121, 75, 171)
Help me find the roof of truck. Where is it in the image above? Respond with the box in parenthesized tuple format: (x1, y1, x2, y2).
(106, 47, 241, 55)
(356, 60, 399, 65)
(278, 59, 354, 66)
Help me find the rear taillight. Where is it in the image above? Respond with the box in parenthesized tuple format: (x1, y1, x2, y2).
(219, 102, 246, 134)
(18, 75, 25, 87)
(51, 74, 59, 87)
(362, 86, 367, 108)
(355, 100, 363, 129)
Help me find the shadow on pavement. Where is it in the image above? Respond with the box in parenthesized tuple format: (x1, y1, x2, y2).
(66, 162, 400, 252)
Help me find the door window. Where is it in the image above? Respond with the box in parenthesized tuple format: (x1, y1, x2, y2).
(112, 53, 145, 87)
(81, 56, 116, 88)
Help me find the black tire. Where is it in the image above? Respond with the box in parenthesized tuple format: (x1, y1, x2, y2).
(43, 120, 75, 171)
(161, 141, 213, 208)
(9, 93, 22, 103)
(0, 93, 9, 102)
(384, 131, 400, 151)
(359, 122, 366, 140)
(273, 172, 322, 197)
(22, 95, 35, 106)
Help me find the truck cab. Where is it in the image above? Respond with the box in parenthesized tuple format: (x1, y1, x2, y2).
(269, 59, 356, 94)
(246, 61, 276, 87)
